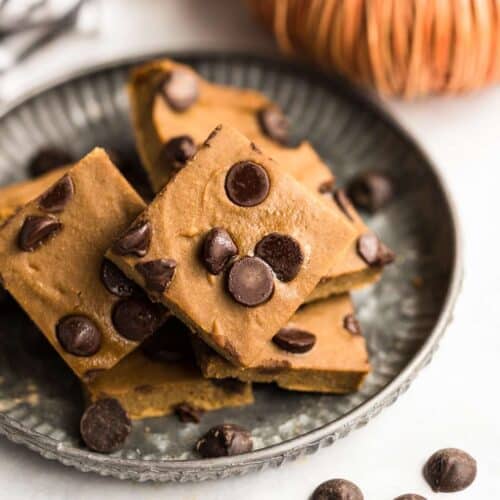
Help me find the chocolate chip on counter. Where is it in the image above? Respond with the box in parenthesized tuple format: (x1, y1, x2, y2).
(225, 161, 270, 207)
(346, 170, 394, 213)
(394, 495, 426, 500)
(423, 448, 477, 493)
(80, 398, 131, 453)
(227, 256, 274, 307)
(201, 228, 238, 275)
(255, 233, 303, 282)
(18, 215, 62, 251)
(56, 315, 102, 356)
(175, 403, 204, 423)
(158, 135, 196, 172)
(272, 326, 316, 353)
(112, 220, 151, 257)
(343, 314, 362, 336)
(112, 297, 165, 342)
(38, 174, 74, 213)
(100, 259, 137, 297)
(195, 423, 253, 458)
(136, 258, 177, 293)
(28, 147, 74, 177)
(159, 70, 199, 111)
(356, 233, 395, 266)
(312, 479, 364, 500)
(257, 106, 290, 145)
(333, 189, 355, 222)
(318, 179, 335, 194)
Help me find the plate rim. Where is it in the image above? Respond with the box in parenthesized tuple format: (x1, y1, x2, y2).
(0, 50, 464, 481)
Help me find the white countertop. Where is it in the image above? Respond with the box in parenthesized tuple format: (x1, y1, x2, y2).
(0, 1, 498, 498)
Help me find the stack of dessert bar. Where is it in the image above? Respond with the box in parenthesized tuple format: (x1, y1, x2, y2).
(0, 59, 393, 455)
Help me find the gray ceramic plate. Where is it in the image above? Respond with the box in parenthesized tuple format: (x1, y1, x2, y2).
(0, 53, 461, 482)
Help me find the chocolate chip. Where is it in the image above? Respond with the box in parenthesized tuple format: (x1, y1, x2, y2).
(28, 147, 74, 177)
(343, 314, 362, 336)
(83, 369, 105, 383)
(112, 297, 164, 341)
(18, 215, 62, 251)
(423, 448, 477, 492)
(112, 220, 151, 257)
(272, 326, 316, 353)
(56, 315, 102, 356)
(38, 174, 74, 213)
(394, 495, 426, 500)
(160, 70, 199, 111)
(346, 170, 394, 213)
(80, 398, 131, 453)
(312, 479, 364, 500)
(201, 228, 238, 274)
(257, 106, 289, 145)
(227, 257, 274, 306)
(225, 161, 270, 207)
(175, 403, 204, 423)
(100, 259, 137, 297)
(255, 233, 303, 282)
(158, 135, 196, 172)
(195, 423, 253, 458)
(318, 179, 335, 194)
(136, 259, 176, 293)
(333, 189, 355, 222)
(356, 233, 395, 266)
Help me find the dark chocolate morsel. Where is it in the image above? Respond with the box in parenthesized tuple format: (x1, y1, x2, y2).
(56, 315, 102, 356)
(136, 258, 177, 293)
(225, 161, 270, 207)
(80, 398, 131, 453)
(357, 233, 395, 266)
(227, 256, 274, 307)
(100, 259, 137, 297)
(175, 403, 204, 423)
(195, 423, 253, 458)
(343, 314, 362, 336)
(38, 174, 74, 213)
(333, 189, 355, 222)
(318, 179, 335, 194)
(159, 70, 199, 111)
(312, 479, 364, 500)
(201, 227, 238, 275)
(158, 135, 196, 172)
(272, 326, 316, 353)
(28, 147, 74, 177)
(346, 170, 394, 213)
(423, 448, 477, 492)
(394, 495, 427, 500)
(257, 106, 290, 145)
(255, 233, 303, 282)
(112, 220, 151, 257)
(18, 215, 62, 251)
(112, 297, 165, 341)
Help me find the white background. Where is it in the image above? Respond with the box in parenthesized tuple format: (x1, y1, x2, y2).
(0, 1, 499, 498)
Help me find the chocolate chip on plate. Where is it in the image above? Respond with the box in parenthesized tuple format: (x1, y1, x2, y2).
(225, 161, 270, 207)
(333, 189, 355, 222)
(272, 326, 316, 353)
(343, 314, 362, 336)
(175, 403, 204, 423)
(112, 297, 164, 341)
(136, 258, 177, 293)
(160, 70, 199, 111)
(257, 106, 290, 145)
(112, 220, 151, 257)
(346, 170, 394, 213)
(80, 398, 131, 453)
(18, 215, 62, 251)
(394, 495, 426, 500)
(201, 227, 238, 275)
(56, 315, 102, 356)
(312, 479, 364, 500)
(195, 423, 253, 458)
(356, 233, 395, 267)
(227, 256, 274, 307)
(38, 174, 74, 213)
(423, 448, 477, 492)
(100, 259, 137, 297)
(28, 147, 74, 177)
(255, 233, 303, 282)
(158, 135, 196, 172)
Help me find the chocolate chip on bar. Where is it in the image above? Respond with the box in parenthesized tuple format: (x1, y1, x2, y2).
(38, 174, 74, 213)
(135, 258, 177, 293)
(56, 315, 102, 356)
(18, 215, 62, 251)
(159, 69, 199, 112)
(225, 160, 270, 207)
(272, 326, 316, 353)
(158, 135, 196, 173)
(201, 227, 238, 275)
(112, 219, 151, 257)
(101, 259, 138, 297)
(257, 106, 290, 145)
